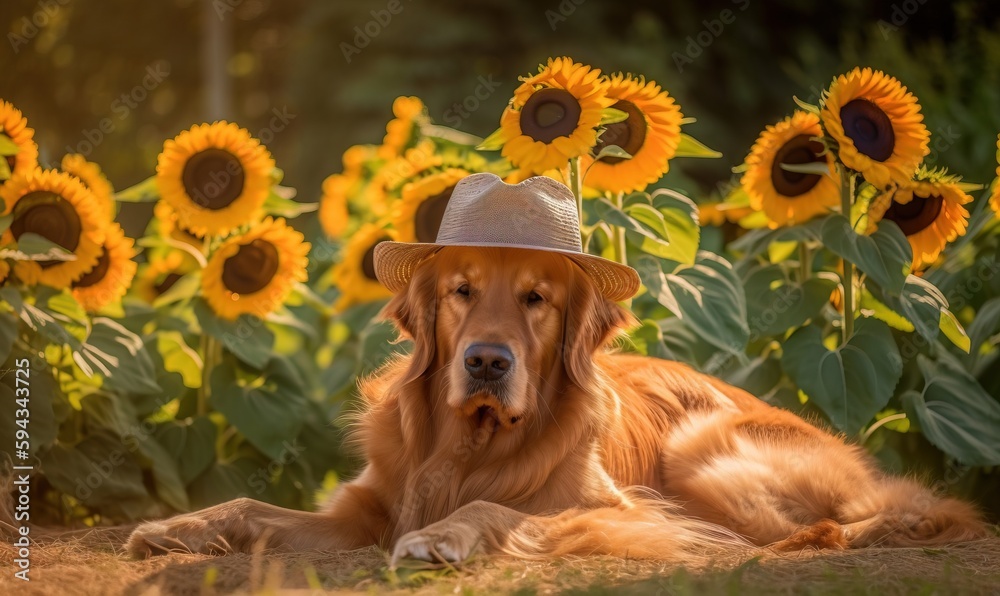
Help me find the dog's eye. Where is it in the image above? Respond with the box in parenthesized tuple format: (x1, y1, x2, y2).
(456, 284, 470, 297)
(527, 290, 544, 305)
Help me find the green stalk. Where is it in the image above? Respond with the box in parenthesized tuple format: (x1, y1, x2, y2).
(840, 168, 856, 344)
(613, 192, 628, 268)
(798, 242, 811, 283)
(569, 156, 583, 229)
(197, 334, 217, 416)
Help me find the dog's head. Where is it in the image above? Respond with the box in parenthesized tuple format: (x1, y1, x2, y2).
(384, 246, 634, 432)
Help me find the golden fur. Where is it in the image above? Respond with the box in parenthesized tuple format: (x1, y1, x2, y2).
(128, 247, 987, 564)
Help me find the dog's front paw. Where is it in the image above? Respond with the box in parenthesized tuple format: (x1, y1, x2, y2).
(390, 522, 483, 567)
(127, 516, 234, 558)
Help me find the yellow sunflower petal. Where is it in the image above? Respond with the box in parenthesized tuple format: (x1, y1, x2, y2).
(61, 154, 115, 222)
(156, 121, 275, 237)
(584, 74, 683, 194)
(72, 222, 137, 312)
(741, 111, 840, 227)
(202, 216, 309, 320)
(497, 57, 612, 175)
(0, 100, 39, 186)
(820, 67, 929, 189)
(1, 168, 107, 289)
(331, 223, 395, 311)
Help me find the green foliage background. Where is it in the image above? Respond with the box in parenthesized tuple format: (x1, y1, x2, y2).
(2, 0, 999, 523)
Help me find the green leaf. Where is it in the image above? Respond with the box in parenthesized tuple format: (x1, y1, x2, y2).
(782, 318, 903, 434)
(135, 434, 190, 511)
(594, 195, 698, 265)
(187, 457, 265, 509)
(599, 107, 629, 125)
(636, 252, 749, 353)
(155, 416, 217, 485)
(114, 176, 159, 202)
(778, 161, 833, 176)
(939, 309, 971, 354)
(743, 265, 839, 337)
(629, 320, 676, 360)
(210, 356, 308, 461)
(41, 431, 148, 507)
(81, 318, 162, 395)
(730, 219, 824, 259)
(475, 127, 505, 151)
(965, 297, 1000, 368)
(263, 190, 318, 218)
(195, 299, 274, 369)
(0, 156, 9, 180)
(859, 288, 915, 332)
(0, 311, 18, 362)
(902, 355, 1000, 465)
(792, 95, 820, 115)
(0, 362, 58, 461)
(44, 289, 89, 324)
(157, 331, 203, 388)
(673, 133, 722, 159)
(0, 213, 12, 235)
(592, 144, 632, 162)
(152, 271, 201, 308)
(0, 134, 21, 155)
(821, 214, 911, 294)
(10, 232, 77, 261)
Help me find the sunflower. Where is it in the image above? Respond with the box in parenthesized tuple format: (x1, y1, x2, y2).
(497, 57, 612, 174)
(584, 74, 683, 193)
(202, 217, 309, 320)
(61, 154, 115, 222)
(342, 144, 378, 177)
(157, 121, 275, 237)
(332, 223, 396, 311)
(820, 68, 929, 188)
(742, 111, 840, 226)
(132, 250, 196, 303)
(867, 169, 972, 270)
(0, 100, 38, 185)
(153, 200, 205, 249)
(394, 169, 467, 243)
(1, 169, 107, 289)
(990, 133, 1000, 217)
(71, 222, 137, 312)
(378, 96, 425, 160)
(318, 173, 352, 239)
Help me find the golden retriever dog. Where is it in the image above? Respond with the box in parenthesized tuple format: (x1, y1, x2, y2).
(128, 246, 987, 564)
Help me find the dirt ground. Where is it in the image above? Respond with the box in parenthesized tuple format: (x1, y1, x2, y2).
(2, 526, 999, 595)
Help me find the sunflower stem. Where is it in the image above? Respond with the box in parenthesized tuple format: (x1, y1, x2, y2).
(798, 242, 811, 283)
(198, 334, 217, 416)
(840, 168, 856, 344)
(569, 156, 584, 232)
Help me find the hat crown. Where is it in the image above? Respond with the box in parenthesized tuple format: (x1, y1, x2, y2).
(434, 173, 583, 253)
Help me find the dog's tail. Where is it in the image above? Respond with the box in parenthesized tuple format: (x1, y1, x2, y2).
(832, 476, 989, 548)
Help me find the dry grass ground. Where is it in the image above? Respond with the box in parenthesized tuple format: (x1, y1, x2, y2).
(2, 526, 999, 595)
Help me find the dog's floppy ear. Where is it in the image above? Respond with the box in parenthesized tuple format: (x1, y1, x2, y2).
(563, 267, 636, 388)
(382, 254, 438, 379)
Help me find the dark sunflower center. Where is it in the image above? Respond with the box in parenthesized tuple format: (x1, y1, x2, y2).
(221, 238, 279, 295)
(414, 188, 455, 243)
(5, 155, 15, 174)
(155, 273, 182, 295)
(74, 246, 110, 288)
(361, 237, 390, 282)
(594, 100, 647, 165)
(181, 148, 245, 210)
(883, 193, 943, 236)
(519, 88, 582, 144)
(840, 99, 895, 162)
(771, 134, 826, 197)
(10, 191, 82, 268)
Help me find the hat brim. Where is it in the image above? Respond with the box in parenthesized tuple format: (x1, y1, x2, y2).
(374, 241, 641, 303)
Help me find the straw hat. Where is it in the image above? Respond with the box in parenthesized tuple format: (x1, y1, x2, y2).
(373, 173, 640, 302)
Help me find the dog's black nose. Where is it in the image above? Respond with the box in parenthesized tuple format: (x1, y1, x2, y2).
(464, 343, 513, 381)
